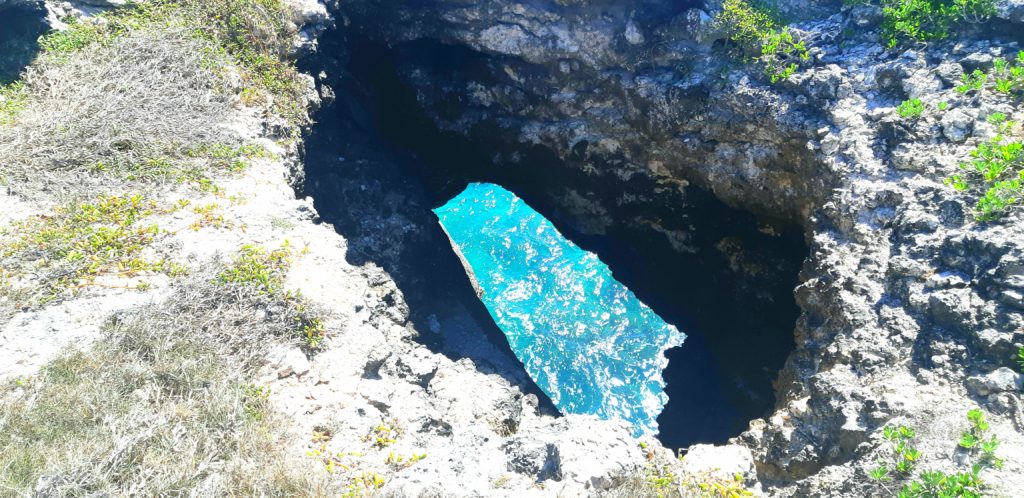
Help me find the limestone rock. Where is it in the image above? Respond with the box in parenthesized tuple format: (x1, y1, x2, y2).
(965, 368, 1024, 396)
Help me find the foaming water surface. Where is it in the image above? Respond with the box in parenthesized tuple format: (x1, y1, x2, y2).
(435, 183, 684, 435)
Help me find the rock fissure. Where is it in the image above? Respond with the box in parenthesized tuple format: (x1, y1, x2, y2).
(299, 0, 1024, 494)
(302, 20, 809, 457)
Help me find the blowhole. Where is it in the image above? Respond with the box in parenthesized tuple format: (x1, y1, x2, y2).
(300, 29, 808, 450)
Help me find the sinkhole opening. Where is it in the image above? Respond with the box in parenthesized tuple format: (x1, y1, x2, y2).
(0, 3, 47, 84)
(300, 32, 808, 450)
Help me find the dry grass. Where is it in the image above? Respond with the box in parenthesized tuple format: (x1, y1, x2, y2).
(599, 466, 754, 498)
(0, 0, 307, 205)
(0, 26, 238, 203)
(0, 264, 331, 497)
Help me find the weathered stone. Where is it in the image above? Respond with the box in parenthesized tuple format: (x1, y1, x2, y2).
(965, 368, 1024, 396)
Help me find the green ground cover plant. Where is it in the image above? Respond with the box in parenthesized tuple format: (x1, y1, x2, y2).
(601, 455, 752, 497)
(0, 194, 180, 308)
(870, 410, 1002, 497)
(946, 113, 1023, 220)
(898, 98, 926, 119)
(0, 267, 330, 496)
(714, 0, 810, 83)
(0, 81, 27, 126)
(943, 53, 1024, 220)
(218, 243, 327, 348)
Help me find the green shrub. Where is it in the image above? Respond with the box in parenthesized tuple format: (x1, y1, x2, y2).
(946, 114, 1023, 220)
(879, 0, 996, 48)
(714, 0, 810, 83)
(959, 408, 1003, 469)
(870, 425, 920, 480)
(897, 98, 925, 119)
(943, 53, 1024, 221)
(991, 53, 1024, 95)
(956, 69, 988, 94)
(1017, 346, 1024, 372)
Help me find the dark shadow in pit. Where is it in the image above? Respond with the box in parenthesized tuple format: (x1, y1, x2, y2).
(0, 3, 47, 84)
(298, 32, 560, 416)
(329, 37, 808, 450)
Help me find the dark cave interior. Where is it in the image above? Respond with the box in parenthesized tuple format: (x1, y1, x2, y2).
(299, 30, 808, 450)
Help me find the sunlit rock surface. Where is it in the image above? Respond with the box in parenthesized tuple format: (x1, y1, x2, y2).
(434, 183, 684, 435)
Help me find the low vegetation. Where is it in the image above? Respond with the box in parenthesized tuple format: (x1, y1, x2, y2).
(0, 194, 181, 308)
(897, 98, 925, 119)
(0, 266, 330, 496)
(869, 409, 1002, 497)
(602, 452, 752, 498)
(218, 243, 327, 348)
(0, 80, 27, 126)
(946, 112, 1023, 220)
(0, 0, 303, 203)
(714, 0, 810, 83)
(935, 53, 1024, 220)
(876, 0, 995, 48)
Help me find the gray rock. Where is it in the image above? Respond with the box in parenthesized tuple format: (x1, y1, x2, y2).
(941, 109, 975, 142)
(965, 368, 1024, 396)
(503, 438, 562, 481)
(266, 346, 311, 378)
(995, 0, 1024, 23)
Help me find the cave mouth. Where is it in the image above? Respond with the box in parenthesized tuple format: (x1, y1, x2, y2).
(0, 3, 47, 84)
(300, 31, 808, 450)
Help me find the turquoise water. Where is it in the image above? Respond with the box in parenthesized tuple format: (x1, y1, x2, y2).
(434, 183, 685, 435)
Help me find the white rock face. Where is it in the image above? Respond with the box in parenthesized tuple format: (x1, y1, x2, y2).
(681, 444, 757, 480)
(0, 72, 668, 497)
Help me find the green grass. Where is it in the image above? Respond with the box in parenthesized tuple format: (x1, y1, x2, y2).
(602, 462, 753, 498)
(0, 81, 28, 125)
(171, 0, 308, 129)
(0, 194, 180, 307)
(0, 0, 305, 202)
(37, 2, 164, 57)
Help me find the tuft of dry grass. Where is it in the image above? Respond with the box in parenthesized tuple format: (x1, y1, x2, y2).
(0, 27, 239, 202)
(0, 263, 331, 497)
(0, 0, 307, 205)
